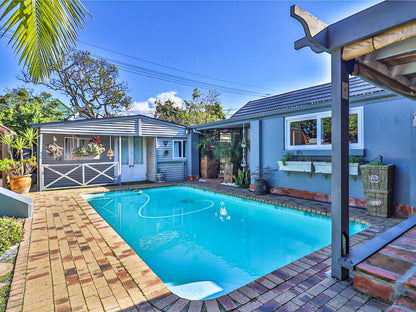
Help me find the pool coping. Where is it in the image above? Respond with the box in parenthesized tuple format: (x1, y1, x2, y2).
(8, 181, 402, 311)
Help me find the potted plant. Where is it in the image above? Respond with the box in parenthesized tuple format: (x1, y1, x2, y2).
(73, 146, 86, 157)
(0, 130, 38, 194)
(87, 135, 105, 156)
(278, 153, 313, 173)
(195, 132, 218, 180)
(156, 169, 165, 183)
(360, 156, 395, 217)
(233, 169, 250, 188)
(251, 166, 277, 195)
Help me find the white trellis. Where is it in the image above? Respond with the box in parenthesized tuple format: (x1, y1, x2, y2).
(41, 162, 118, 190)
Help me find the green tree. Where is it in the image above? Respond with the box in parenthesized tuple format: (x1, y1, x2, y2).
(0, 0, 89, 83)
(0, 88, 66, 133)
(154, 89, 226, 126)
(23, 50, 132, 119)
(154, 99, 185, 124)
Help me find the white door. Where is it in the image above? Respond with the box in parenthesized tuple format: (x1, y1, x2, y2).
(121, 137, 146, 182)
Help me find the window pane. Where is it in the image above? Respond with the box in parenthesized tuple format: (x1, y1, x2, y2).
(321, 117, 331, 145)
(121, 137, 129, 165)
(320, 114, 358, 145)
(290, 119, 317, 145)
(174, 141, 180, 157)
(133, 137, 143, 164)
(65, 138, 73, 153)
(183, 141, 187, 158)
(349, 113, 358, 143)
(79, 138, 89, 149)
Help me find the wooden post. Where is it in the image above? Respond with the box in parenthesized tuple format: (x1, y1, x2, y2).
(118, 136, 122, 185)
(39, 133, 44, 191)
(331, 48, 350, 280)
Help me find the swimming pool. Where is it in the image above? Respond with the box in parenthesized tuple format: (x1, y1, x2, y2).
(83, 185, 367, 300)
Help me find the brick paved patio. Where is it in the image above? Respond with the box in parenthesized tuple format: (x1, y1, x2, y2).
(6, 182, 405, 311)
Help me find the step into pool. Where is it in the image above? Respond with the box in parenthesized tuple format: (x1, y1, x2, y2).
(83, 186, 367, 300)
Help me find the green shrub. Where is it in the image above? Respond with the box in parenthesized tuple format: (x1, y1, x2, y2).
(0, 217, 24, 255)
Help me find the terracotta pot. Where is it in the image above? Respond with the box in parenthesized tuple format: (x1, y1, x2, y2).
(9, 175, 32, 194)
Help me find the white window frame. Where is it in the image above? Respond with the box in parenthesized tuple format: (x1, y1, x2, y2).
(285, 106, 363, 150)
(172, 140, 187, 159)
(64, 137, 97, 160)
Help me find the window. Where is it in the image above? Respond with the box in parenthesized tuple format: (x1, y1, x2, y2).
(64, 137, 96, 159)
(285, 107, 363, 150)
(173, 140, 186, 158)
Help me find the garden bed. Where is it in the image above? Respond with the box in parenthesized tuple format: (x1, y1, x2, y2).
(0, 217, 24, 312)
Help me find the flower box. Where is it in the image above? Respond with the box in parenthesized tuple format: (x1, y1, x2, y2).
(312, 162, 361, 175)
(313, 162, 332, 174)
(278, 161, 313, 173)
(65, 153, 99, 161)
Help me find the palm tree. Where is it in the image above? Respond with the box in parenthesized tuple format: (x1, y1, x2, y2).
(0, 0, 90, 83)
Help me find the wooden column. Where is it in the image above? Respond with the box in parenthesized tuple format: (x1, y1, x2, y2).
(331, 48, 350, 280)
(38, 133, 44, 191)
(118, 136, 122, 185)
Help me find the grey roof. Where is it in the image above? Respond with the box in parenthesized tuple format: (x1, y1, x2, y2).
(231, 77, 386, 119)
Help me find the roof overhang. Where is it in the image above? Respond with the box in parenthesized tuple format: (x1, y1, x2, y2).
(291, 1, 416, 99)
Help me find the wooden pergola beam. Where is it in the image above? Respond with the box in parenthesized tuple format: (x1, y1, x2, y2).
(362, 37, 416, 63)
(291, 1, 416, 53)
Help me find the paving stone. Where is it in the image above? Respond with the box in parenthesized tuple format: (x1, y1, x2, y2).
(254, 299, 280, 312)
(0, 262, 13, 277)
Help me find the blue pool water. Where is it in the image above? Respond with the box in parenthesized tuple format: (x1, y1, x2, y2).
(83, 186, 368, 300)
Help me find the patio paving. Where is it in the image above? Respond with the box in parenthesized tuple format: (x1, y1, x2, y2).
(6, 182, 406, 311)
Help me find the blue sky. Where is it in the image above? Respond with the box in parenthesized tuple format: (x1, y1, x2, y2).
(0, 1, 378, 117)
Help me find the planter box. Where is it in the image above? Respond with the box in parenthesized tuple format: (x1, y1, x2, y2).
(361, 164, 395, 217)
(278, 161, 313, 173)
(313, 162, 332, 174)
(65, 153, 99, 161)
(312, 162, 361, 175)
(349, 163, 361, 176)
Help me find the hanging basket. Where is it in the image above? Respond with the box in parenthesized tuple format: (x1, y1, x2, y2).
(107, 149, 114, 159)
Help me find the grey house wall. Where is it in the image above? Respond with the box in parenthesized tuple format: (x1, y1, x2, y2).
(186, 131, 200, 178)
(250, 93, 416, 208)
(155, 138, 187, 182)
(146, 137, 156, 182)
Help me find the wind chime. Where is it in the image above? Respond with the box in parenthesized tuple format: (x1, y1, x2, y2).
(107, 136, 114, 159)
(241, 125, 247, 171)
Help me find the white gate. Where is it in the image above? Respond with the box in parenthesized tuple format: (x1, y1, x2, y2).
(41, 162, 119, 191)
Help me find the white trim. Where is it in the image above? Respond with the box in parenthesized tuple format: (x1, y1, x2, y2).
(172, 139, 187, 159)
(285, 107, 364, 150)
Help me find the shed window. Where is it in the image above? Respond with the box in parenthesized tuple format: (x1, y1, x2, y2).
(173, 140, 186, 158)
(285, 107, 363, 150)
(64, 137, 92, 158)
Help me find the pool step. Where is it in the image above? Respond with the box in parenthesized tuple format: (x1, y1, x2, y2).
(353, 225, 416, 303)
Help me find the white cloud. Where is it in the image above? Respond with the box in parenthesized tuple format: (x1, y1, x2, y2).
(123, 91, 183, 117)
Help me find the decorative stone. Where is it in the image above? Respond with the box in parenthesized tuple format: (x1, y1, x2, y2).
(0, 262, 13, 277)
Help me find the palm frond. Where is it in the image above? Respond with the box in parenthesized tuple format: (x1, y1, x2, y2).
(0, 0, 90, 82)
